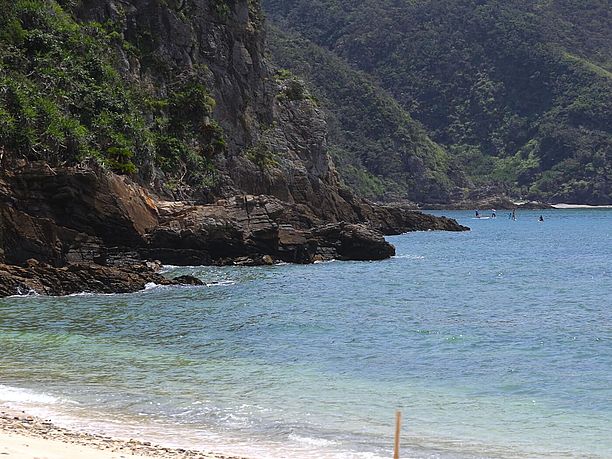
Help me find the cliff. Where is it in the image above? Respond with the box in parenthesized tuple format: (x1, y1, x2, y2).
(0, 0, 468, 296)
(0, 161, 466, 267)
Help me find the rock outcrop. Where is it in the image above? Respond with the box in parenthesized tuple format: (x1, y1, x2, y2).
(0, 162, 466, 276)
(68, 0, 468, 230)
(0, 161, 157, 267)
(0, 260, 202, 297)
(146, 195, 398, 264)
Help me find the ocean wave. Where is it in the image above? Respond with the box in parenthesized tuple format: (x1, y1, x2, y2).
(392, 254, 425, 260)
(144, 282, 162, 290)
(66, 291, 108, 297)
(288, 433, 338, 447)
(8, 288, 40, 298)
(206, 280, 236, 287)
(313, 259, 337, 264)
(0, 384, 59, 405)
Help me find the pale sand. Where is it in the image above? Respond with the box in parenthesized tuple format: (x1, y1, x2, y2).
(0, 408, 248, 459)
(0, 430, 156, 459)
(552, 203, 612, 209)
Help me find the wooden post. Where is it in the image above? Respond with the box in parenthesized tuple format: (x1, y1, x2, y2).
(393, 410, 401, 459)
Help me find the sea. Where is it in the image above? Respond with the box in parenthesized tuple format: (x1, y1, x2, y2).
(1, 209, 610, 459)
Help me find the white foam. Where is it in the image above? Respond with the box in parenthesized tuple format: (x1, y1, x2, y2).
(67, 291, 97, 297)
(8, 288, 40, 298)
(206, 280, 236, 287)
(288, 434, 338, 447)
(66, 291, 127, 297)
(0, 384, 59, 405)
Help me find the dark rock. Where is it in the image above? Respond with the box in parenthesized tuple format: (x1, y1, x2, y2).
(424, 196, 553, 211)
(143, 195, 400, 265)
(172, 275, 204, 286)
(312, 223, 395, 261)
(1, 164, 466, 272)
(0, 161, 467, 296)
(5, 161, 158, 246)
(0, 262, 185, 297)
(516, 201, 554, 210)
(366, 204, 470, 234)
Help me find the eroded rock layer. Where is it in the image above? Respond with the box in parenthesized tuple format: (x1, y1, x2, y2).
(0, 162, 466, 279)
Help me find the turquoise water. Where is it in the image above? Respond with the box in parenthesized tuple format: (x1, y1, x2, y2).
(1, 210, 611, 458)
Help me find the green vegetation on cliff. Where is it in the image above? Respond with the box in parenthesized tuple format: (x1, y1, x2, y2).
(0, 0, 224, 188)
(264, 0, 612, 204)
(268, 26, 465, 203)
(2, 0, 608, 204)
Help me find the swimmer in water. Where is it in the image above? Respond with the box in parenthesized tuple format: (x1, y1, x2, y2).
(539, 215, 544, 222)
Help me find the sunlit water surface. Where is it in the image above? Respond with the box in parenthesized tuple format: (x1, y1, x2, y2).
(1, 210, 610, 458)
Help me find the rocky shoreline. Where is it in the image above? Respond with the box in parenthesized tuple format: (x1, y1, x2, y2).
(0, 260, 203, 297)
(0, 162, 468, 297)
(0, 407, 247, 459)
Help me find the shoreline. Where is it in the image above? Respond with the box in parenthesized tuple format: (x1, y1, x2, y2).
(0, 406, 248, 459)
(551, 203, 612, 209)
(421, 204, 612, 211)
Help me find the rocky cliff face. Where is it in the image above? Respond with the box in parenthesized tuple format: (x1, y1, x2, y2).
(0, 0, 469, 296)
(75, 0, 270, 155)
(70, 0, 404, 223)
(0, 161, 466, 270)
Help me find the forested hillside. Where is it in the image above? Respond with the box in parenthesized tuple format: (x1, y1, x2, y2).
(264, 0, 612, 204)
(267, 26, 467, 203)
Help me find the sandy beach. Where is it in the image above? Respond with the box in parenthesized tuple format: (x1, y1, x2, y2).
(0, 408, 248, 459)
(551, 203, 612, 209)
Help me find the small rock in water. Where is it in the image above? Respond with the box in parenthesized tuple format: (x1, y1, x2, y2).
(173, 275, 204, 286)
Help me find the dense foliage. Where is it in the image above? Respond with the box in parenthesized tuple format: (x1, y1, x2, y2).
(0, 0, 224, 189)
(268, 26, 465, 202)
(264, 0, 612, 204)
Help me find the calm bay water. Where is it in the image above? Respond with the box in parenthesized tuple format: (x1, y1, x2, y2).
(1, 210, 611, 458)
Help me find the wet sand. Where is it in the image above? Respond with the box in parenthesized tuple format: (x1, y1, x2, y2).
(0, 408, 248, 459)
